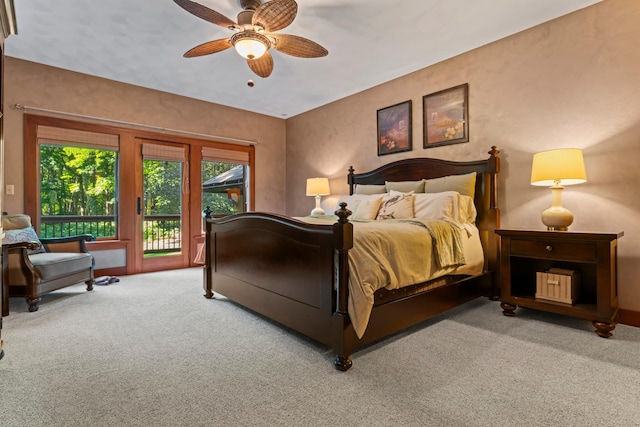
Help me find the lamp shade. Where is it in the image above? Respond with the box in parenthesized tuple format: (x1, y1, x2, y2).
(531, 148, 587, 187)
(306, 177, 330, 196)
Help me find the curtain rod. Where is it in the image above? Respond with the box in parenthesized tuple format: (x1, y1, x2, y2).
(11, 103, 259, 146)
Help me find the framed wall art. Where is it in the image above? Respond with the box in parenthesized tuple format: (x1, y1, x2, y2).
(377, 100, 412, 156)
(423, 83, 469, 148)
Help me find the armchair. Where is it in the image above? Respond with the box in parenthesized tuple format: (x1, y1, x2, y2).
(2, 214, 95, 316)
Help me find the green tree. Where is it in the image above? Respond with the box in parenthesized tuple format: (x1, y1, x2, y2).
(39, 144, 117, 237)
(40, 145, 116, 216)
(38, 146, 246, 240)
(143, 159, 182, 215)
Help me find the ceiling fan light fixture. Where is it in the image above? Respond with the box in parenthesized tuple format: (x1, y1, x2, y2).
(231, 32, 270, 60)
(174, 0, 327, 78)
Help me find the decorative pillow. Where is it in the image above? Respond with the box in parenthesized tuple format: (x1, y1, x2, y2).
(413, 191, 477, 224)
(2, 214, 33, 230)
(352, 197, 383, 220)
(423, 172, 477, 198)
(336, 194, 385, 220)
(385, 180, 425, 193)
(354, 184, 387, 195)
(413, 191, 458, 222)
(376, 191, 414, 220)
(2, 226, 46, 254)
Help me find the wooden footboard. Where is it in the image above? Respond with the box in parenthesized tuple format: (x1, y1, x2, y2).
(204, 207, 353, 351)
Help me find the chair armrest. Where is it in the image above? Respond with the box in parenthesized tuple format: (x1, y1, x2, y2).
(39, 234, 95, 245)
(39, 234, 95, 254)
(2, 241, 40, 278)
(2, 241, 42, 251)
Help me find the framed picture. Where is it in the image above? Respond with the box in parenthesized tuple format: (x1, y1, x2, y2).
(423, 83, 469, 148)
(377, 100, 412, 156)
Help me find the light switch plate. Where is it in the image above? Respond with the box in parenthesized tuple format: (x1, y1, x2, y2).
(6, 184, 14, 195)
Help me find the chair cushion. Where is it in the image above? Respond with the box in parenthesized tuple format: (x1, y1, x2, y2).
(2, 214, 33, 230)
(29, 252, 93, 281)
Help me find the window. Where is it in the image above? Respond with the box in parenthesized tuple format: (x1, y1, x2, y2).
(37, 125, 119, 238)
(201, 146, 250, 218)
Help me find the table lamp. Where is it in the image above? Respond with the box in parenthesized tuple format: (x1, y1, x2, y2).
(530, 148, 587, 231)
(306, 177, 330, 215)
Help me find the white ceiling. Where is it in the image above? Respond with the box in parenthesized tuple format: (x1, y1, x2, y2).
(6, 0, 600, 118)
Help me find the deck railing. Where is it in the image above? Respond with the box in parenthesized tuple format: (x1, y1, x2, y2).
(40, 215, 116, 238)
(141, 215, 181, 254)
(40, 215, 181, 253)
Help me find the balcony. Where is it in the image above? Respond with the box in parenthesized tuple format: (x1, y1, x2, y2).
(40, 215, 181, 254)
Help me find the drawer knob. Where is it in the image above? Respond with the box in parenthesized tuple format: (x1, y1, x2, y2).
(545, 245, 553, 252)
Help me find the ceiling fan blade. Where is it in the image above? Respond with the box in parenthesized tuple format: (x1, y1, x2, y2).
(184, 38, 233, 57)
(271, 34, 328, 58)
(174, 0, 238, 30)
(247, 51, 274, 78)
(253, 0, 298, 32)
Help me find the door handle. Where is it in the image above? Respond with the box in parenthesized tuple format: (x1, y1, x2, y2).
(137, 197, 142, 215)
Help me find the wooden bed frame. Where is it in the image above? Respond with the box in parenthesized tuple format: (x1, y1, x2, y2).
(204, 147, 500, 370)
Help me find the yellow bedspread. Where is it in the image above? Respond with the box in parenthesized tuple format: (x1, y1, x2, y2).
(300, 216, 467, 338)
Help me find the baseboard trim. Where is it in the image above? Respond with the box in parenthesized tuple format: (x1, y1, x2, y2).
(619, 309, 640, 328)
(94, 266, 127, 278)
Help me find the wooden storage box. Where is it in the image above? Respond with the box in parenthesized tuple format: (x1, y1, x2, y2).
(535, 268, 580, 304)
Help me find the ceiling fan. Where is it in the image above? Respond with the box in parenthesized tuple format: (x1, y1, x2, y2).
(174, 0, 328, 78)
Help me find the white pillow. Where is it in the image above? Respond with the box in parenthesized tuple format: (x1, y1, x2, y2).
(354, 184, 386, 195)
(335, 194, 385, 221)
(413, 191, 477, 224)
(385, 180, 425, 193)
(376, 191, 414, 220)
(423, 172, 477, 198)
(458, 194, 477, 224)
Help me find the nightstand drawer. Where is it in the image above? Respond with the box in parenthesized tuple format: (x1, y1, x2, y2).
(510, 239, 596, 260)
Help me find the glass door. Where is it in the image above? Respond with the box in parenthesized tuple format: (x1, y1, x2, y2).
(138, 140, 190, 272)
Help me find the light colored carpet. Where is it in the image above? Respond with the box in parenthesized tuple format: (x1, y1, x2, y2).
(1, 267, 639, 427)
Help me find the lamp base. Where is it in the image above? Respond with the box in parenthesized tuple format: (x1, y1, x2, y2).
(310, 194, 325, 216)
(310, 207, 326, 216)
(541, 206, 573, 231)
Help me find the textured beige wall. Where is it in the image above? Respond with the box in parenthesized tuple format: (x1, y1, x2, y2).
(286, 0, 640, 311)
(3, 57, 286, 214)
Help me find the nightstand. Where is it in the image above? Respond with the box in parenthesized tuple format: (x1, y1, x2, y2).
(496, 229, 623, 338)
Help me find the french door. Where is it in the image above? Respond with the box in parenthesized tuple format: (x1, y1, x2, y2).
(24, 115, 255, 275)
(136, 139, 190, 272)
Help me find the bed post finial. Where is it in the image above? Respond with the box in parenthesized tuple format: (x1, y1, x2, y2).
(335, 202, 352, 224)
(487, 147, 500, 209)
(348, 166, 356, 195)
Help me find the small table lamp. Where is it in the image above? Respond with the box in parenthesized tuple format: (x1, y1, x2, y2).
(306, 177, 330, 215)
(531, 148, 587, 231)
